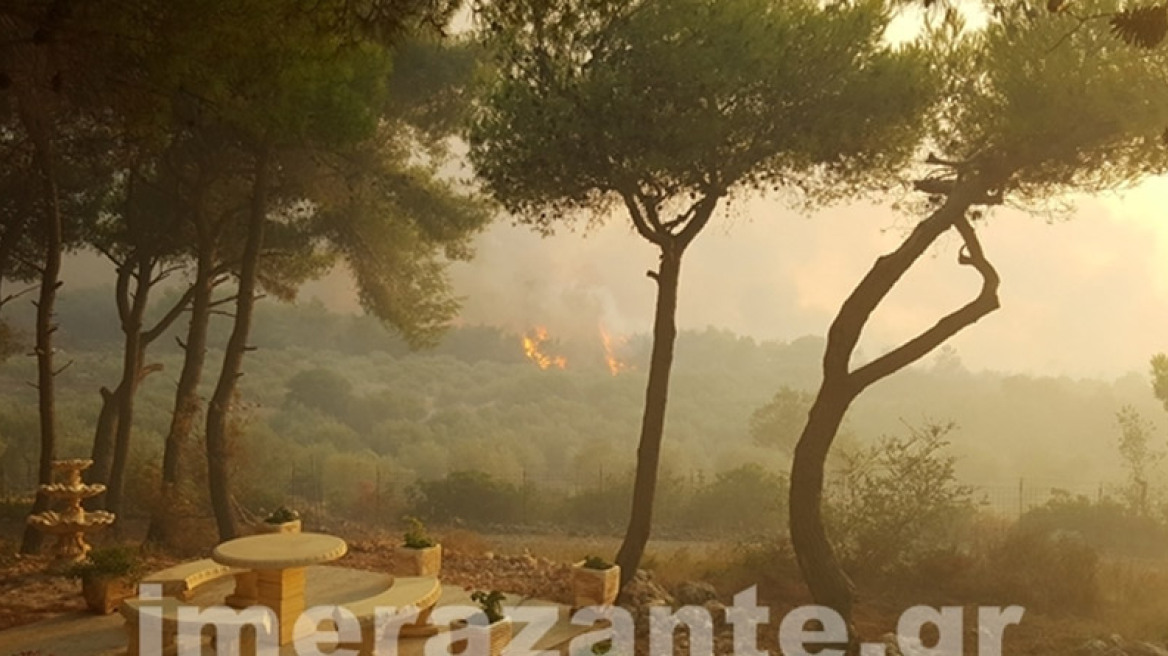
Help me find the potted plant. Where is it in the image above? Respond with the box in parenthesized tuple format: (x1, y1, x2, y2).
(572, 555, 620, 607)
(66, 545, 143, 614)
(453, 590, 511, 656)
(393, 516, 441, 576)
(258, 506, 301, 534)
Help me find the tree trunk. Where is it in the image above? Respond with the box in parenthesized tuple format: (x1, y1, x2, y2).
(85, 385, 121, 510)
(787, 178, 1001, 639)
(105, 259, 152, 517)
(204, 149, 270, 542)
(788, 384, 858, 630)
(87, 263, 135, 503)
(146, 240, 216, 546)
(19, 119, 64, 555)
(614, 246, 682, 587)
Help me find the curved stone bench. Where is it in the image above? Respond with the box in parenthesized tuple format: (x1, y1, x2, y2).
(333, 576, 444, 653)
(121, 595, 277, 656)
(138, 558, 243, 601)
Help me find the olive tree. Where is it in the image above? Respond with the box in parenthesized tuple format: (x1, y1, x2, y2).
(468, 0, 936, 585)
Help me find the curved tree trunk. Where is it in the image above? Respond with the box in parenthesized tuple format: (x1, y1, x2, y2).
(614, 246, 682, 587)
(204, 149, 270, 541)
(789, 387, 858, 624)
(788, 177, 1002, 640)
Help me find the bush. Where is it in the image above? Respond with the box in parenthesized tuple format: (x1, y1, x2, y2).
(408, 470, 523, 526)
(978, 526, 1099, 615)
(826, 421, 976, 578)
(686, 464, 786, 535)
(1019, 490, 1168, 558)
(65, 546, 143, 582)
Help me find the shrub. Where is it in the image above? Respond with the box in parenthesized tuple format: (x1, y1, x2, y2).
(686, 464, 786, 535)
(1019, 490, 1168, 558)
(470, 590, 507, 624)
(65, 546, 143, 582)
(581, 555, 614, 570)
(826, 421, 976, 578)
(978, 526, 1099, 616)
(403, 515, 436, 548)
(408, 471, 523, 526)
(264, 506, 300, 524)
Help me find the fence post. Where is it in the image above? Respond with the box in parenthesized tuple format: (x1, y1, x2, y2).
(1018, 478, 1024, 519)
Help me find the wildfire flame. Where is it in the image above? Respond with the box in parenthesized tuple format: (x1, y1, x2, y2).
(522, 326, 567, 370)
(599, 324, 630, 376)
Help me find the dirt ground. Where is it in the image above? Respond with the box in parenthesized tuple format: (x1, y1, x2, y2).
(0, 520, 1155, 655)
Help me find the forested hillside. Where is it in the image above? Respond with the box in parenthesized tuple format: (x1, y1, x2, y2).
(0, 287, 1156, 532)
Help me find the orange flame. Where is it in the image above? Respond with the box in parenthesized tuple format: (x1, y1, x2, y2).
(522, 326, 567, 370)
(599, 324, 630, 376)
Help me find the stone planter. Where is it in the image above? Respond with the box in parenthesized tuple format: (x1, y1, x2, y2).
(256, 518, 301, 534)
(452, 616, 512, 656)
(394, 544, 441, 576)
(572, 562, 620, 607)
(82, 575, 136, 614)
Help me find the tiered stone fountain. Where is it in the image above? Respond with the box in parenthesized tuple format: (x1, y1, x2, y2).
(26, 459, 115, 564)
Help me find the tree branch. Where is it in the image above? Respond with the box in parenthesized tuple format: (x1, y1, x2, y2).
(850, 214, 1000, 390)
(617, 185, 664, 247)
(142, 284, 197, 344)
(675, 193, 721, 248)
(0, 284, 36, 310)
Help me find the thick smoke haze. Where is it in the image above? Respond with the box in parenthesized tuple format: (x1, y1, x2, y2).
(57, 176, 1168, 379)
(437, 177, 1168, 379)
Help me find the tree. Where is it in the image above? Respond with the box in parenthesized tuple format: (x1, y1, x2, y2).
(788, 2, 1168, 638)
(827, 421, 974, 577)
(86, 162, 198, 516)
(2, 1, 127, 553)
(749, 386, 815, 453)
(285, 368, 356, 418)
(1114, 406, 1161, 516)
(469, 0, 934, 587)
(136, 0, 487, 541)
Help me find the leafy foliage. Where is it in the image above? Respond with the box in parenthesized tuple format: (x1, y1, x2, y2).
(264, 506, 300, 524)
(403, 515, 437, 548)
(1114, 405, 1163, 516)
(408, 470, 524, 525)
(985, 526, 1100, 615)
(937, 0, 1168, 202)
(64, 546, 143, 581)
(1110, 3, 1168, 48)
(469, 589, 507, 623)
(1019, 491, 1168, 557)
(581, 555, 614, 570)
(827, 421, 976, 576)
(748, 387, 814, 452)
(469, 0, 937, 228)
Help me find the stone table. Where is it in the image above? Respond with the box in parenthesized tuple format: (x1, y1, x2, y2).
(212, 532, 348, 644)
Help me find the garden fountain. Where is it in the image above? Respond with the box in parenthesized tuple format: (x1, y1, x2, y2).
(26, 459, 116, 565)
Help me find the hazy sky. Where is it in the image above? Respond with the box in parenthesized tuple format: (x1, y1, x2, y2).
(56, 172, 1168, 381)
(403, 175, 1168, 380)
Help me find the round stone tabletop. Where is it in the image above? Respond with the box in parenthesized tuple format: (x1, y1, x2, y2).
(212, 532, 348, 570)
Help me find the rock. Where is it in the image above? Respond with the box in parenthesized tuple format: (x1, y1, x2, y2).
(674, 581, 718, 607)
(1075, 637, 1135, 656)
(619, 569, 676, 631)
